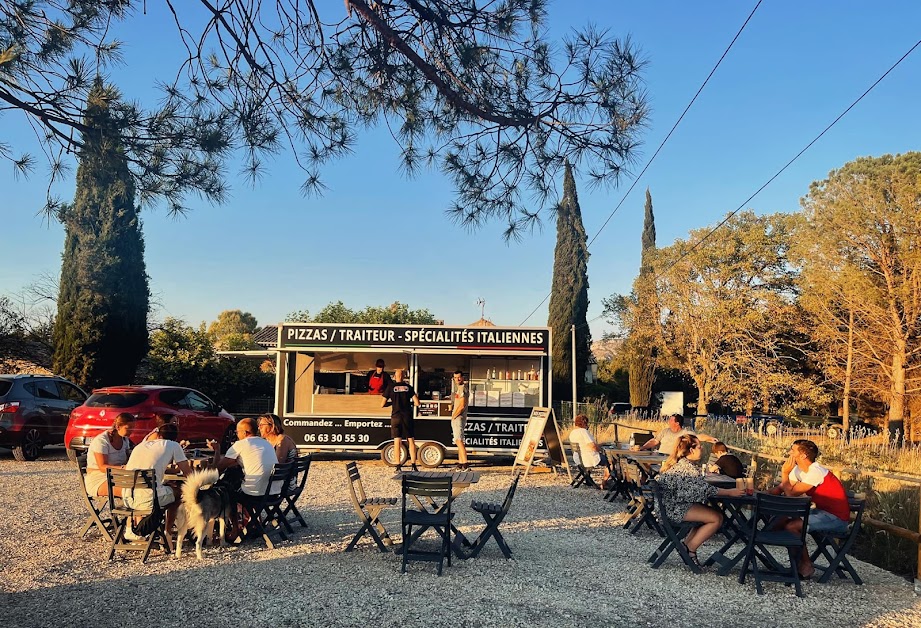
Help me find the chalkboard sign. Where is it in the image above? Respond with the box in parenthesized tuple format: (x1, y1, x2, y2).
(512, 407, 570, 479)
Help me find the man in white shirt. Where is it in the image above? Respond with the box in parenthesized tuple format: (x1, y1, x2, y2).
(635, 414, 716, 455)
(214, 418, 279, 496)
(124, 422, 192, 533)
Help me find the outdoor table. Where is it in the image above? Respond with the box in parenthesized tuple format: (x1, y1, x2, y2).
(704, 473, 738, 489)
(391, 469, 481, 558)
(704, 491, 757, 576)
(626, 452, 666, 477)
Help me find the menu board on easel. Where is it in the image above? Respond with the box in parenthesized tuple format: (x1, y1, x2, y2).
(512, 406, 570, 479)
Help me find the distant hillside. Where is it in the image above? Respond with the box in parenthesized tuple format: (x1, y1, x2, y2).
(591, 338, 624, 362)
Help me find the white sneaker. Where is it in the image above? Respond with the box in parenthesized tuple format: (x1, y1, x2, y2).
(123, 526, 141, 541)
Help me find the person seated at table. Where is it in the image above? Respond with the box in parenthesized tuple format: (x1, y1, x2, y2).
(124, 422, 193, 534)
(658, 434, 744, 570)
(143, 413, 190, 449)
(85, 413, 134, 497)
(634, 414, 716, 455)
(707, 441, 745, 479)
(258, 413, 298, 489)
(213, 418, 279, 497)
(769, 439, 850, 579)
(568, 414, 611, 487)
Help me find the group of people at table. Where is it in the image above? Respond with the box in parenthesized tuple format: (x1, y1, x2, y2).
(82, 412, 298, 539)
(570, 413, 851, 580)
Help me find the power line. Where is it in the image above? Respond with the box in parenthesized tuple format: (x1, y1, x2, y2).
(579, 35, 921, 336)
(519, 0, 762, 326)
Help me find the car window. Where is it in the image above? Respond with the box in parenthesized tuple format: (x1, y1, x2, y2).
(185, 391, 213, 411)
(158, 389, 187, 407)
(35, 380, 63, 400)
(58, 382, 87, 403)
(85, 392, 149, 408)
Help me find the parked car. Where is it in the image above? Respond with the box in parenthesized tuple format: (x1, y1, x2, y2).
(64, 385, 236, 460)
(0, 374, 89, 461)
(735, 413, 785, 436)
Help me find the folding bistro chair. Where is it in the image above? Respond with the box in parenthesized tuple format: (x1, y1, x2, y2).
(622, 460, 663, 536)
(106, 468, 171, 563)
(281, 454, 312, 529)
(603, 453, 632, 502)
(237, 462, 294, 550)
(75, 454, 115, 542)
(809, 493, 866, 584)
(344, 462, 398, 552)
(569, 442, 601, 489)
(465, 471, 521, 559)
(401, 475, 453, 575)
(646, 479, 702, 573)
(738, 493, 812, 597)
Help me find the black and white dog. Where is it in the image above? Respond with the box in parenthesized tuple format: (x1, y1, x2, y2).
(175, 465, 243, 559)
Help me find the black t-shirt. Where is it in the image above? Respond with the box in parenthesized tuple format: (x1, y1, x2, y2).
(383, 381, 416, 416)
(716, 454, 745, 479)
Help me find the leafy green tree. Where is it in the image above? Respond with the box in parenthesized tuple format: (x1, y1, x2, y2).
(286, 301, 438, 325)
(796, 153, 921, 433)
(0, 296, 26, 370)
(548, 161, 591, 401)
(143, 317, 273, 411)
(2, 1, 647, 232)
(52, 82, 149, 389)
(208, 310, 260, 351)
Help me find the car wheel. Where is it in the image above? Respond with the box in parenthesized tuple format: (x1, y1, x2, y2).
(826, 425, 842, 440)
(418, 442, 446, 468)
(66, 448, 78, 463)
(220, 426, 237, 454)
(764, 421, 782, 437)
(380, 442, 408, 467)
(13, 426, 44, 462)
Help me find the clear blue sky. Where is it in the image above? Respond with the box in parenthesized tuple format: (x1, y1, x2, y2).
(3, 1, 920, 341)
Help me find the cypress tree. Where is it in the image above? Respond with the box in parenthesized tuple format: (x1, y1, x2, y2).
(52, 81, 150, 389)
(626, 189, 658, 409)
(548, 161, 591, 402)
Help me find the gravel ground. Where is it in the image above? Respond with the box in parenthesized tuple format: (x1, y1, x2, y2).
(0, 449, 919, 628)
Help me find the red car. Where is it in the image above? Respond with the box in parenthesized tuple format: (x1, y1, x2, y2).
(65, 385, 236, 459)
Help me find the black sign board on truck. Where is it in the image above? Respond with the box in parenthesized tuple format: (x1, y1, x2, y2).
(279, 324, 549, 352)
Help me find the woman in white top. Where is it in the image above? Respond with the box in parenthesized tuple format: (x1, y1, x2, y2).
(84, 413, 134, 497)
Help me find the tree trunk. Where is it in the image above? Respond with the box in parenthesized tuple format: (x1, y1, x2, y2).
(842, 308, 854, 431)
(888, 342, 906, 434)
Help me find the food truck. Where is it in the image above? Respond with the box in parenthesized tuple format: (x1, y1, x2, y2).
(271, 322, 552, 466)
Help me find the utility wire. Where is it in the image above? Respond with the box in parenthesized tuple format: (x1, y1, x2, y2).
(519, 0, 762, 326)
(577, 35, 921, 336)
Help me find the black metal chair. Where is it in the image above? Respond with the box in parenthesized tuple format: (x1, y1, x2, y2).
(281, 454, 312, 529)
(646, 479, 702, 573)
(344, 462, 398, 552)
(738, 493, 812, 597)
(75, 454, 115, 542)
(106, 468, 171, 563)
(465, 471, 521, 559)
(401, 475, 453, 575)
(809, 493, 866, 584)
(237, 462, 294, 549)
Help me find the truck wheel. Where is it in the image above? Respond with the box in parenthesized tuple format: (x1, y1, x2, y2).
(381, 442, 408, 467)
(13, 426, 44, 461)
(418, 442, 446, 468)
(764, 421, 782, 437)
(826, 425, 842, 439)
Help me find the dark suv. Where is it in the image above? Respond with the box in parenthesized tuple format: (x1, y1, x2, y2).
(64, 385, 236, 459)
(0, 374, 88, 461)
